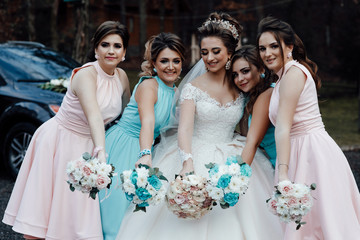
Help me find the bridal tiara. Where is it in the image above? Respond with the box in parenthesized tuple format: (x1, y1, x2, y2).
(203, 18, 240, 40)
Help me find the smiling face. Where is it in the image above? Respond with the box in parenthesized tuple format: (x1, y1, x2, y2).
(232, 57, 261, 93)
(258, 31, 292, 73)
(200, 36, 231, 73)
(153, 47, 182, 87)
(95, 33, 126, 75)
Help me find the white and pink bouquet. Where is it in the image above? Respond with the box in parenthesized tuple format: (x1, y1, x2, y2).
(120, 164, 168, 212)
(267, 180, 316, 230)
(66, 152, 115, 200)
(205, 155, 252, 209)
(166, 174, 214, 220)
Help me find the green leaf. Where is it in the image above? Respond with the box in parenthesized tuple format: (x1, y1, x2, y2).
(82, 152, 92, 160)
(205, 162, 216, 169)
(69, 183, 75, 192)
(138, 164, 150, 169)
(134, 205, 146, 212)
(120, 173, 124, 183)
(310, 183, 317, 190)
(220, 202, 230, 209)
(266, 198, 270, 203)
(185, 171, 194, 176)
(89, 191, 97, 200)
(159, 175, 168, 182)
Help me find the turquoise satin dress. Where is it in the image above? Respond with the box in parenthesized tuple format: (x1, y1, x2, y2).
(99, 75, 175, 240)
(248, 83, 276, 168)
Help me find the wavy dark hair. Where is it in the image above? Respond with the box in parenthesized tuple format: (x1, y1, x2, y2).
(139, 32, 185, 77)
(231, 45, 277, 135)
(87, 21, 130, 62)
(256, 16, 321, 90)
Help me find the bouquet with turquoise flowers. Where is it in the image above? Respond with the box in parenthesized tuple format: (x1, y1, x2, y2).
(205, 155, 252, 209)
(120, 164, 168, 212)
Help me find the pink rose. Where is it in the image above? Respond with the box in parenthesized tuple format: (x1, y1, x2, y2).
(82, 165, 93, 176)
(169, 199, 176, 205)
(300, 195, 310, 204)
(287, 197, 298, 207)
(96, 174, 110, 189)
(175, 194, 186, 204)
(268, 199, 278, 213)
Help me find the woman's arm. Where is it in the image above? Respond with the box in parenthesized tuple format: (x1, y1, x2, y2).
(241, 88, 273, 165)
(71, 67, 107, 162)
(134, 79, 158, 168)
(178, 99, 196, 175)
(275, 67, 306, 182)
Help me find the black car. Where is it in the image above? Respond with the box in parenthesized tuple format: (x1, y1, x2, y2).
(0, 41, 80, 178)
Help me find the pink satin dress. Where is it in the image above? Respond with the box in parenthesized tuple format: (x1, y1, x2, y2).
(269, 60, 360, 240)
(2, 61, 124, 240)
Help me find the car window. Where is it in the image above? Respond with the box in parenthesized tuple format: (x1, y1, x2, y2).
(0, 47, 80, 82)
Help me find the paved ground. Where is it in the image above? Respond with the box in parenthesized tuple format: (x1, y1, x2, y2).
(0, 150, 359, 239)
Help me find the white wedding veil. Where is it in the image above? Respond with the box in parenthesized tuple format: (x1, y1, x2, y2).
(152, 59, 207, 163)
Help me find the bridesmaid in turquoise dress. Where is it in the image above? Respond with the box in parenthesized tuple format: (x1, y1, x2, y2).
(99, 32, 185, 240)
(231, 45, 277, 167)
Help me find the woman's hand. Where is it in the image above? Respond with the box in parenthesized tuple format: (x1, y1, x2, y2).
(135, 154, 152, 168)
(277, 164, 290, 183)
(97, 150, 107, 163)
(179, 159, 194, 176)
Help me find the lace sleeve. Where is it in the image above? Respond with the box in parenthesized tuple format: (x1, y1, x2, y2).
(178, 148, 193, 164)
(179, 83, 197, 104)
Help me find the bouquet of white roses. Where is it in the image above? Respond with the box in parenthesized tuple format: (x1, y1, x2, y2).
(266, 180, 316, 230)
(166, 174, 214, 220)
(121, 164, 168, 212)
(205, 155, 252, 209)
(66, 152, 115, 200)
(39, 77, 69, 93)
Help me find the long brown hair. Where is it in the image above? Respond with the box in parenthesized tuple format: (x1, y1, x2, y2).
(256, 17, 321, 90)
(231, 45, 277, 135)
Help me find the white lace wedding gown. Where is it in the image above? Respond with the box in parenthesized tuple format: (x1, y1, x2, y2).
(116, 83, 283, 240)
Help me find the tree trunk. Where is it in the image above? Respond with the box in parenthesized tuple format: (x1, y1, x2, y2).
(139, 0, 147, 55)
(120, 0, 126, 25)
(73, 0, 89, 64)
(173, 0, 178, 35)
(26, 0, 36, 41)
(358, 75, 360, 132)
(159, 0, 165, 32)
(51, 0, 60, 50)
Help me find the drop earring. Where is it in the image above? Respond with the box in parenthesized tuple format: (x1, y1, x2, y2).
(153, 68, 157, 73)
(260, 73, 265, 79)
(95, 53, 99, 59)
(225, 59, 231, 70)
(287, 52, 292, 59)
(122, 56, 125, 62)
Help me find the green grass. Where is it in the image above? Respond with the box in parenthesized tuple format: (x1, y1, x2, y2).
(319, 96, 360, 147)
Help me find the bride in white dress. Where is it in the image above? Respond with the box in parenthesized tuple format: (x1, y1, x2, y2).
(116, 12, 283, 240)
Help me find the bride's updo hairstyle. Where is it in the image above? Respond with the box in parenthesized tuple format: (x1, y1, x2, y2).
(87, 21, 129, 62)
(139, 32, 185, 77)
(256, 17, 321, 89)
(198, 12, 243, 56)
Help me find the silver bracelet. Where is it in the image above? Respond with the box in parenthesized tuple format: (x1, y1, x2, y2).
(278, 163, 289, 168)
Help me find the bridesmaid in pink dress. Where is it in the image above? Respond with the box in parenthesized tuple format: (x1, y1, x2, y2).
(2, 21, 130, 239)
(257, 17, 360, 239)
